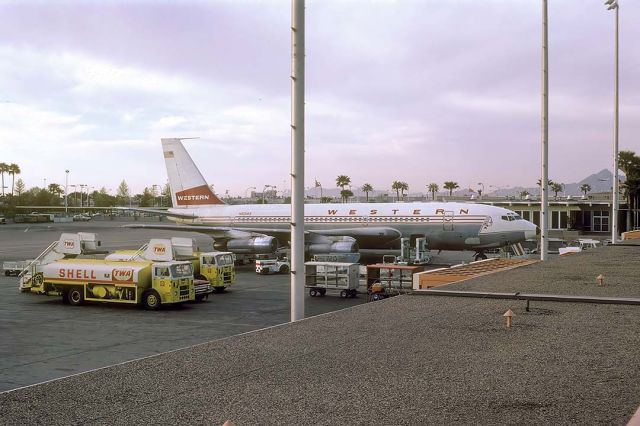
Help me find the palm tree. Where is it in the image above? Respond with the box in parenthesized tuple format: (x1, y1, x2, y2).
(443, 181, 459, 196)
(519, 190, 530, 199)
(580, 183, 592, 196)
(8, 163, 20, 196)
(0, 162, 9, 197)
(391, 181, 408, 200)
(336, 175, 351, 190)
(618, 151, 640, 230)
(361, 183, 373, 202)
(427, 183, 439, 200)
(48, 183, 63, 204)
(340, 189, 354, 203)
(550, 182, 563, 198)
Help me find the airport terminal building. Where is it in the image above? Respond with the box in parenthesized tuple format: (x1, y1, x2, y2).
(482, 192, 634, 237)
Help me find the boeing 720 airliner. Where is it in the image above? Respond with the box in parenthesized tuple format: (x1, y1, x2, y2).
(126, 138, 537, 260)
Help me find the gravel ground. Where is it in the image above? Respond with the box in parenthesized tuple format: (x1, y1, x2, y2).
(444, 245, 640, 298)
(1, 245, 639, 425)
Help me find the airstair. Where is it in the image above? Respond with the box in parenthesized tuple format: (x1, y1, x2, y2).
(19, 233, 103, 292)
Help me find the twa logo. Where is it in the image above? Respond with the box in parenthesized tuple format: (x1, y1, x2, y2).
(63, 240, 75, 248)
(153, 245, 167, 255)
(175, 185, 224, 206)
(112, 269, 134, 282)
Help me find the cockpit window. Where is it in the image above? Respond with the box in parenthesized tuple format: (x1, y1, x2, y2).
(501, 213, 522, 221)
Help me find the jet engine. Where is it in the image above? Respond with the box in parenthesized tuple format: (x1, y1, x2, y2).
(307, 236, 359, 255)
(222, 236, 278, 254)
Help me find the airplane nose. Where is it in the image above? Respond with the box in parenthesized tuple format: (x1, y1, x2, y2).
(524, 223, 537, 240)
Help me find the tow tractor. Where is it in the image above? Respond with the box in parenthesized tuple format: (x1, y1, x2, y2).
(366, 260, 425, 301)
(255, 254, 290, 275)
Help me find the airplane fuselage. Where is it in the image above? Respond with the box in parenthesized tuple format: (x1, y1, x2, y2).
(166, 202, 536, 251)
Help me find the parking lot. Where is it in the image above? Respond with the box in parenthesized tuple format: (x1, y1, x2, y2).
(0, 220, 365, 391)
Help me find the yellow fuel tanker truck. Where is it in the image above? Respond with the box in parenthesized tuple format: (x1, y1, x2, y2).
(106, 237, 235, 298)
(18, 233, 195, 309)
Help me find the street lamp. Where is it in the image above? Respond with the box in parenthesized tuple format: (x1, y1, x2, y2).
(245, 186, 256, 199)
(262, 185, 276, 204)
(79, 184, 86, 209)
(605, 0, 620, 243)
(65, 170, 69, 216)
(540, 0, 550, 261)
(152, 184, 159, 207)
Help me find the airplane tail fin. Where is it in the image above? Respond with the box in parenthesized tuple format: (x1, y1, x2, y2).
(161, 138, 225, 207)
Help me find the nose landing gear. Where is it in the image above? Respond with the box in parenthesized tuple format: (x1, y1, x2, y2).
(474, 252, 487, 261)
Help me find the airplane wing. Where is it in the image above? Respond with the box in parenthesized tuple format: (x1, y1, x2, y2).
(123, 223, 401, 247)
(122, 223, 272, 240)
(115, 207, 198, 219)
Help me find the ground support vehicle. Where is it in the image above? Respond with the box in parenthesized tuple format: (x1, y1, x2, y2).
(17, 233, 195, 309)
(395, 237, 432, 265)
(255, 254, 290, 275)
(558, 239, 600, 256)
(3, 261, 32, 276)
(193, 279, 213, 302)
(21, 258, 195, 309)
(366, 263, 424, 301)
(106, 238, 236, 294)
(18, 232, 105, 293)
(305, 262, 360, 298)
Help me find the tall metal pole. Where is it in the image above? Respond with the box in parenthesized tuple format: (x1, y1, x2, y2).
(64, 170, 69, 216)
(540, 0, 549, 261)
(611, 2, 620, 243)
(290, 0, 305, 322)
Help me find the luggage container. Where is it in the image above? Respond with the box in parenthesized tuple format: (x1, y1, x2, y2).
(304, 262, 360, 298)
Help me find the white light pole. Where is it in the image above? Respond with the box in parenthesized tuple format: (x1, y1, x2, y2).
(79, 184, 86, 209)
(605, 0, 619, 243)
(64, 170, 69, 216)
(540, 0, 549, 261)
(291, 0, 305, 322)
(245, 186, 256, 199)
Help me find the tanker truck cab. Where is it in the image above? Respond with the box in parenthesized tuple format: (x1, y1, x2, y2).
(198, 252, 236, 293)
(150, 261, 195, 309)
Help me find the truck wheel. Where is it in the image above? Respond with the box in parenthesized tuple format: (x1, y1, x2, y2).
(319, 288, 326, 297)
(309, 289, 318, 297)
(68, 287, 84, 306)
(61, 291, 70, 304)
(279, 264, 290, 274)
(195, 294, 206, 302)
(33, 273, 44, 286)
(349, 290, 357, 298)
(143, 290, 161, 310)
(340, 290, 347, 298)
(372, 293, 382, 301)
(213, 287, 225, 294)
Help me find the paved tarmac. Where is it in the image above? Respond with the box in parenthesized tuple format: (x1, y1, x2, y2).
(1, 232, 639, 425)
(0, 220, 364, 391)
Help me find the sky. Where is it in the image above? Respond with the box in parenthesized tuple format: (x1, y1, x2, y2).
(0, 0, 638, 198)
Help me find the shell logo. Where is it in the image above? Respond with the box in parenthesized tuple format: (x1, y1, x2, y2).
(63, 240, 75, 248)
(112, 268, 134, 282)
(153, 245, 167, 255)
